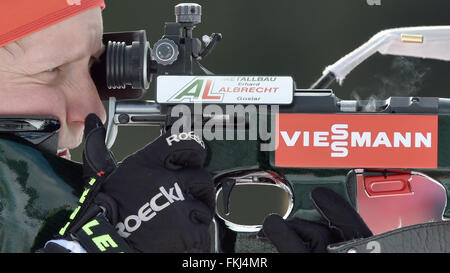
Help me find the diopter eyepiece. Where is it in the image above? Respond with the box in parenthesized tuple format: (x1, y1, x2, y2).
(92, 30, 152, 100)
(106, 38, 151, 90)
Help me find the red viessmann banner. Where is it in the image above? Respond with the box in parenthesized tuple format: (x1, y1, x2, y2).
(275, 114, 438, 168)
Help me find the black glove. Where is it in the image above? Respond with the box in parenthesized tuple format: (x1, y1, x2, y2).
(261, 187, 373, 253)
(55, 114, 215, 253)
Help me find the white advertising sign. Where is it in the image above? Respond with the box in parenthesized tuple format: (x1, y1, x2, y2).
(156, 76, 294, 104)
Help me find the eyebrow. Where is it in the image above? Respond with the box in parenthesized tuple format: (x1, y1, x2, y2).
(43, 22, 104, 70)
(56, 38, 103, 68)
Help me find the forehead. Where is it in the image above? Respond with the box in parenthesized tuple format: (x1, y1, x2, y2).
(10, 8, 103, 72)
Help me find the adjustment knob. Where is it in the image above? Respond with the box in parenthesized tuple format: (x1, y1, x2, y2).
(175, 3, 202, 24)
(152, 38, 179, 66)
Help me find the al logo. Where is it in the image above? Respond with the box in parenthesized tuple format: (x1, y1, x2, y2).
(169, 78, 223, 103)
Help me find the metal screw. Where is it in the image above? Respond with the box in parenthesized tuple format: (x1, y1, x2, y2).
(118, 114, 130, 124)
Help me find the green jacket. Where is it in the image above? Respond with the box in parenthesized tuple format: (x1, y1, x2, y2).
(0, 136, 83, 253)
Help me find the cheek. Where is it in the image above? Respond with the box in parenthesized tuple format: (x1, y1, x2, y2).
(0, 84, 67, 119)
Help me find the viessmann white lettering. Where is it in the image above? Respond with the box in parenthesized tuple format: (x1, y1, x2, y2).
(280, 124, 432, 158)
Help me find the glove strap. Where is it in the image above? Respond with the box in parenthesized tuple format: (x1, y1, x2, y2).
(71, 209, 134, 253)
(327, 221, 450, 253)
(57, 175, 133, 253)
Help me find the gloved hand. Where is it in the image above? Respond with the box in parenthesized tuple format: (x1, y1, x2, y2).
(261, 187, 373, 253)
(55, 113, 215, 253)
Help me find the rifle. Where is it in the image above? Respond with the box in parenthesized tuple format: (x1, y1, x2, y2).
(91, 3, 450, 252)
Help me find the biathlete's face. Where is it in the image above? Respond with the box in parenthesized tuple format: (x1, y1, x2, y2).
(0, 8, 106, 159)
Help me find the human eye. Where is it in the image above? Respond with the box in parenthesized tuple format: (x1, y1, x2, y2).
(46, 67, 58, 73)
(38, 67, 60, 79)
(32, 66, 62, 82)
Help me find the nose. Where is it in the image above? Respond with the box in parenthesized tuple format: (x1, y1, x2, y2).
(64, 71, 107, 125)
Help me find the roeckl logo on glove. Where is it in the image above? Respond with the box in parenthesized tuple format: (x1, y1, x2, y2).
(166, 131, 205, 149)
(116, 182, 184, 238)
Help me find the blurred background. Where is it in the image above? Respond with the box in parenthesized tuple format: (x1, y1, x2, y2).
(72, 0, 450, 162)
